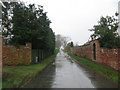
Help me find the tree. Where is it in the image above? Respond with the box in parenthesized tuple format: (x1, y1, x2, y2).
(2, 1, 55, 53)
(55, 34, 71, 49)
(89, 15, 120, 48)
(2, 2, 16, 41)
(64, 41, 73, 52)
(55, 34, 63, 49)
(10, 2, 30, 45)
(62, 36, 71, 48)
(70, 41, 74, 47)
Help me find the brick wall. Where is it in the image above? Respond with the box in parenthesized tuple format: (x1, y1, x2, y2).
(71, 45, 93, 60)
(2, 40, 32, 65)
(71, 40, 120, 71)
(0, 37, 2, 72)
(98, 48, 120, 71)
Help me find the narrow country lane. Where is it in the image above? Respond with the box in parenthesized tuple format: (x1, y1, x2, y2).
(24, 50, 118, 88)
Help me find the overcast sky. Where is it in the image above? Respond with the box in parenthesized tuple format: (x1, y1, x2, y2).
(23, 0, 119, 45)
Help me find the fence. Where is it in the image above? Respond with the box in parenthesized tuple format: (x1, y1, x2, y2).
(32, 49, 53, 63)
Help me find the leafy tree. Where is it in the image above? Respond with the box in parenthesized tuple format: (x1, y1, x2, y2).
(55, 34, 63, 49)
(90, 15, 120, 48)
(55, 34, 71, 49)
(10, 2, 30, 45)
(62, 36, 71, 48)
(70, 41, 74, 47)
(2, 1, 55, 53)
(2, 2, 16, 40)
(64, 41, 73, 52)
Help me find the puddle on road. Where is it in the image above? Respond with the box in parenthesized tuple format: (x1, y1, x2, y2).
(24, 51, 118, 88)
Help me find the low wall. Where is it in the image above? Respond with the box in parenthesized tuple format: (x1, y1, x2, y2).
(71, 40, 120, 71)
(3, 43, 32, 65)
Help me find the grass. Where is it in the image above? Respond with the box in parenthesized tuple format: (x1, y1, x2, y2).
(2, 49, 59, 88)
(68, 53, 120, 84)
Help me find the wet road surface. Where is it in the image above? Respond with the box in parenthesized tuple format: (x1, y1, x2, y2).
(24, 50, 118, 88)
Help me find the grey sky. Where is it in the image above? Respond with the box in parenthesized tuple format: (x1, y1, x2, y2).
(23, 0, 119, 45)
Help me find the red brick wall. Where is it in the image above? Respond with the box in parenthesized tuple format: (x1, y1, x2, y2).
(2, 42, 32, 66)
(71, 45, 93, 60)
(71, 40, 120, 71)
(98, 48, 120, 71)
(0, 37, 2, 72)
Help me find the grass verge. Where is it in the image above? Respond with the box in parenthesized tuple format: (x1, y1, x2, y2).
(2, 49, 59, 88)
(68, 53, 120, 84)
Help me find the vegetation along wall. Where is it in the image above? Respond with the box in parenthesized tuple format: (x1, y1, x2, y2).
(71, 40, 120, 71)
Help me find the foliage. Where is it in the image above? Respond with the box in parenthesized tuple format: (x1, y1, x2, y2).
(2, 2, 16, 39)
(68, 53, 120, 83)
(2, 2, 55, 53)
(64, 41, 73, 52)
(70, 41, 74, 47)
(55, 34, 71, 49)
(89, 15, 120, 48)
(55, 34, 63, 49)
